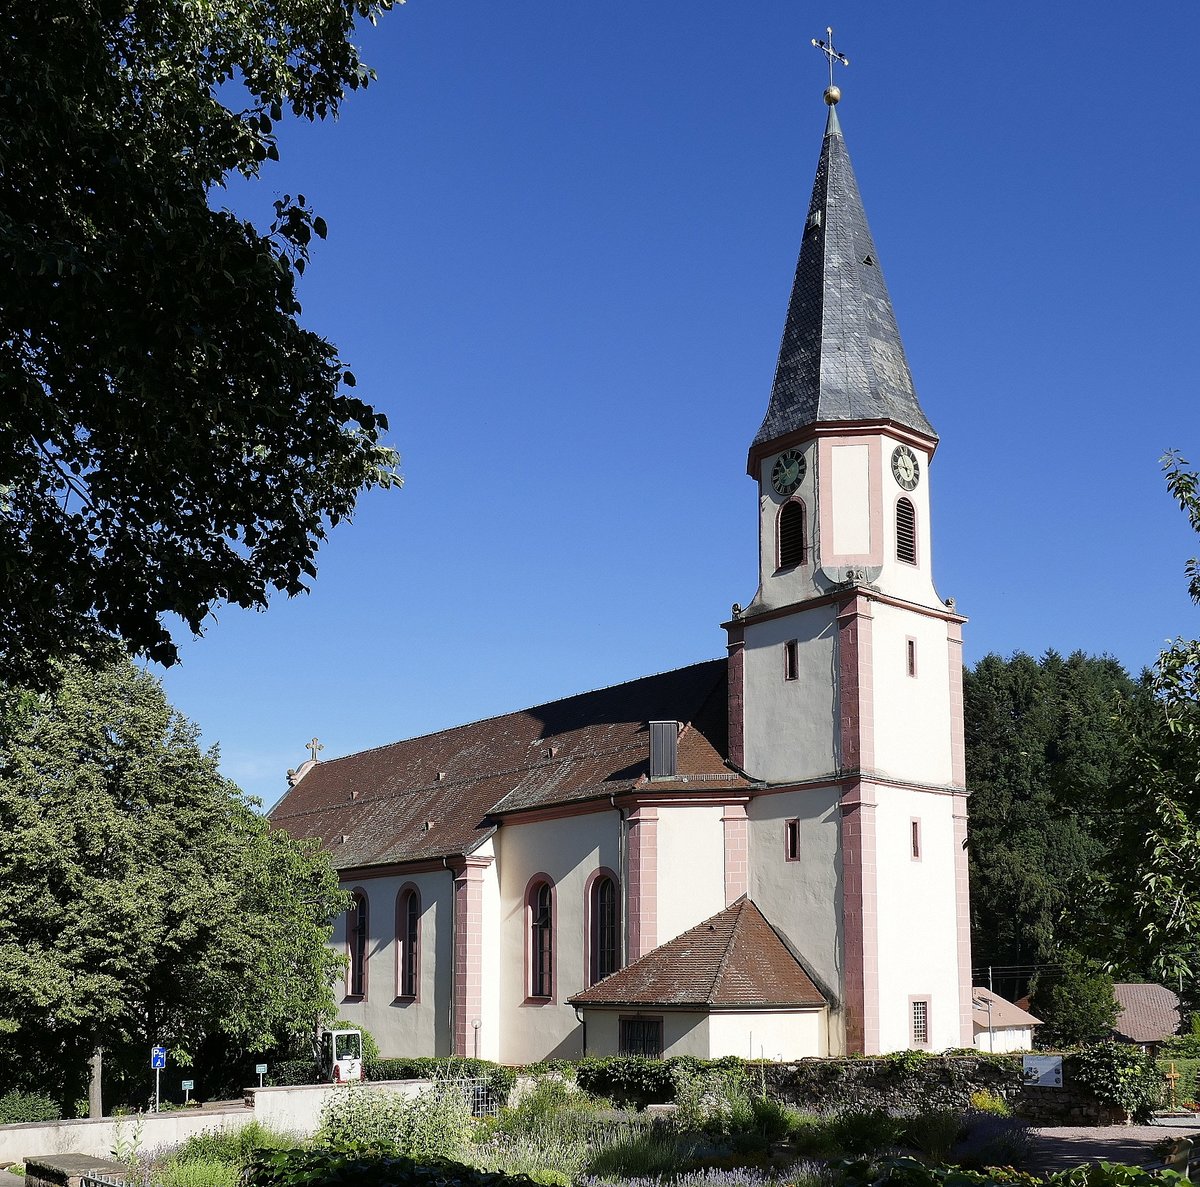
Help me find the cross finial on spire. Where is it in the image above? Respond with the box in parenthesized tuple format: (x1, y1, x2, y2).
(811, 26, 849, 105)
(307, 737, 324, 763)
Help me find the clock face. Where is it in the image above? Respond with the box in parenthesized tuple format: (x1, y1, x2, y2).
(771, 449, 806, 496)
(891, 445, 920, 491)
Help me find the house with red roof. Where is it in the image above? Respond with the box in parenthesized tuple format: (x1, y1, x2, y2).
(269, 80, 973, 1064)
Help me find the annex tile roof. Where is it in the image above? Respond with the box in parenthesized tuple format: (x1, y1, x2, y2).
(751, 103, 936, 461)
(268, 659, 747, 870)
(569, 897, 828, 1010)
(1113, 982, 1180, 1044)
(971, 987, 1041, 1031)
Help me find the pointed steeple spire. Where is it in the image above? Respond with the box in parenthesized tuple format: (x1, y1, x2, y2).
(750, 97, 936, 466)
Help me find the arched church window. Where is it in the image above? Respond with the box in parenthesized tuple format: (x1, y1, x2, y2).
(777, 500, 807, 569)
(529, 879, 554, 999)
(896, 497, 917, 565)
(347, 891, 369, 998)
(589, 874, 619, 986)
(397, 886, 420, 999)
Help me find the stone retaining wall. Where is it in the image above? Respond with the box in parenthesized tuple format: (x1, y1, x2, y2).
(762, 1055, 1125, 1125)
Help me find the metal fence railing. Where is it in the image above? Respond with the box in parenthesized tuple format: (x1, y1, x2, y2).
(444, 1075, 501, 1118)
(80, 1174, 127, 1187)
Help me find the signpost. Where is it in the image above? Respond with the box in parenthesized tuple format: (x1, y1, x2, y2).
(181, 1079, 194, 1105)
(150, 1046, 167, 1112)
(256, 1063, 268, 1088)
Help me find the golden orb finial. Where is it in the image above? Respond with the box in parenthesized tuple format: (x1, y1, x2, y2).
(824, 85, 841, 106)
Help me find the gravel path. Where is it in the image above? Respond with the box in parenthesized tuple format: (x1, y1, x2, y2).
(1026, 1125, 1196, 1173)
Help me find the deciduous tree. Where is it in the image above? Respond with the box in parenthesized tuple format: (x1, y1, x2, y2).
(0, 657, 348, 1112)
(0, 0, 401, 689)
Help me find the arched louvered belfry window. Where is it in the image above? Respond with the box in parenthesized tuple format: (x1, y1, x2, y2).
(778, 499, 806, 569)
(589, 874, 619, 986)
(896, 497, 917, 565)
(347, 891, 369, 998)
(397, 887, 420, 999)
(529, 879, 554, 999)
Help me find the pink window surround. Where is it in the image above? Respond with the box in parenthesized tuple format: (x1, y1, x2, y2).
(345, 887, 369, 1001)
(722, 804, 749, 905)
(583, 867, 621, 987)
(906, 636, 917, 679)
(451, 857, 489, 1056)
(910, 995, 932, 1049)
(776, 498, 808, 571)
(953, 794, 974, 1045)
(395, 882, 421, 1002)
(784, 818, 801, 862)
(725, 627, 746, 770)
(523, 873, 557, 1004)
(841, 781, 880, 1055)
(910, 818, 922, 862)
(818, 434, 884, 569)
(626, 806, 659, 960)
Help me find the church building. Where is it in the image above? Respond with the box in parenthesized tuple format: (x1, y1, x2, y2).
(269, 81, 972, 1063)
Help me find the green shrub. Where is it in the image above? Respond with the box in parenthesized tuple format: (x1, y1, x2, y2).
(494, 1077, 608, 1144)
(366, 1057, 516, 1107)
(968, 1090, 1011, 1117)
(245, 1149, 544, 1187)
(1070, 1042, 1163, 1123)
(268, 1060, 320, 1087)
(584, 1122, 691, 1179)
(171, 1121, 298, 1165)
(1159, 1057, 1200, 1106)
(838, 1155, 1189, 1187)
(900, 1109, 965, 1163)
(575, 1057, 677, 1108)
(317, 1081, 473, 1161)
(822, 1107, 907, 1157)
(0, 1090, 60, 1125)
(157, 1158, 241, 1187)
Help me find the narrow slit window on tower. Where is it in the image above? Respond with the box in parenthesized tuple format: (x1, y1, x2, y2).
(896, 497, 917, 565)
(911, 819, 922, 861)
(778, 500, 806, 569)
(784, 639, 799, 681)
(906, 638, 917, 678)
(785, 818, 801, 861)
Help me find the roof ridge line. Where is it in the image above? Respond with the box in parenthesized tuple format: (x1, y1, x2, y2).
(708, 898, 748, 1004)
(298, 657, 726, 767)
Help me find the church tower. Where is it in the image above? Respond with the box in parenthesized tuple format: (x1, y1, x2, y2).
(726, 75, 972, 1054)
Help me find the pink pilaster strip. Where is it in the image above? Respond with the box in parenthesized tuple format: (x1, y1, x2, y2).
(451, 858, 489, 1056)
(836, 595, 875, 772)
(952, 794, 974, 1046)
(726, 628, 746, 771)
(946, 621, 966, 787)
(840, 781, 880, 1054)
(721, 804, 749, 905)
(626, 806, 659, 960)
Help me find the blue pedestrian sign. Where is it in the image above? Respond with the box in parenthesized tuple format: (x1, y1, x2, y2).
(151, 1046, 167, 1070)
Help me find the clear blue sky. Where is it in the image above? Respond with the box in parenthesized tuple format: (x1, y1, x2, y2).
(159, 2, 1200, 809)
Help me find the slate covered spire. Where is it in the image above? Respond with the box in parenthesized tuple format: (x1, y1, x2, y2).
(751, 101, 936, 460)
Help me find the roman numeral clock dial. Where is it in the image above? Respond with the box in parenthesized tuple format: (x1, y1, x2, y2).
(891, 445, 920, 491)
(771, 449, 806, 496)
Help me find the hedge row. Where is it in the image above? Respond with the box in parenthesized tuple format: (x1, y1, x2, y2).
(245, 1150, 539, 1187)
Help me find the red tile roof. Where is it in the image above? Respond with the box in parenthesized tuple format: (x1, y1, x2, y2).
(569, 897, 828, 1009)
(1113, 983, 1180, 1044)
(971, 987, 1041, 1030)
(268, 659, 747, 869)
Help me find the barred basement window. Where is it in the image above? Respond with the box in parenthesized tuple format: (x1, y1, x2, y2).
(896, 497, 917, 565)
(620, 1017, 663, 1057)
(778, 500, 807, 569)
(911, 999, 930, 1046)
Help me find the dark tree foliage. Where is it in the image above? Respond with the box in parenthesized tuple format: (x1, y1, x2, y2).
(0, 657, 348, 1112)
(1028, 956, 1119, 1048)
(0, 0, 400, 688)
(964, 649, 1138, 993)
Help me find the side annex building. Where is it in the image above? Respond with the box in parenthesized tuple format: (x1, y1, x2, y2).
(269, 90, 973, 1064)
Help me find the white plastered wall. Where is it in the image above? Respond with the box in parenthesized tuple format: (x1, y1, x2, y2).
(747, 786, 843, 1052)
(495, 809, 620, 1063)
(708, 1010, 827, 1060)
(871, 783, 961, 1052)
(334, 870, 454, 1058)
(870, 601, 954, 787)
(973, 1026, 1034, 1053)
(655, 804, 727, 943)
(741, 602, 838, 784)
(584, 1010, 710, 1058)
